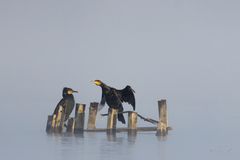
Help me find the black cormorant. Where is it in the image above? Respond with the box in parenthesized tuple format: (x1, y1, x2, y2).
(93, 80, 135, 124)
(53, 87, 78, 121)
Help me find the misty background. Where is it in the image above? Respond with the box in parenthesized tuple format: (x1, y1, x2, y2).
(0, 0, 239, 160)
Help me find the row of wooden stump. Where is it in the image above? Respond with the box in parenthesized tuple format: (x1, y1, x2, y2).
(46, 100, 170, 136)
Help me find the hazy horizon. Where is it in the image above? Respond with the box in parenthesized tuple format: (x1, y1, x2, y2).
(0, 0, 239, 160)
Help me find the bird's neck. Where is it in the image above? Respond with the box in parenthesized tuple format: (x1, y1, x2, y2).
(100, 83, 110, 91)
(63, 94, 74, 99)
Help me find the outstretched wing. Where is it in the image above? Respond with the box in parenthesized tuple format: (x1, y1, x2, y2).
(117, 85, 136, 110)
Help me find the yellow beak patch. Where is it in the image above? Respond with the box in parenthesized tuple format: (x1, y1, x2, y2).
(94, 81, 101, 86)
(67, 90, 73, 94)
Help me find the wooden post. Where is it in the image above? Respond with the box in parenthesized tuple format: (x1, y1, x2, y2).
(66, 117, 75, 133)
(107, 108, 118, 134)
(156, 100, 168, 136)
(54, 106, 66, 133)
(46, 115, 54, 133)
(52, 114, 56, 128)
(87, 102, 98, 129)
(128, 111, 138, 129)
(128, 111, 137, 136)
(74, 103, 86, 133)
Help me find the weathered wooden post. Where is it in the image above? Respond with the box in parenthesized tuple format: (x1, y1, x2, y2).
(128, 111, 137, 136)
(74, 103, 86, 133)
(52, 114, 56, 128)
(107, 108, 118, 134)
(156, 100, 168, 136)
(46, 115, 54, 133)
(66, 118, 75, 133)
(54, 106, 66, 133)
(87, 102, 98, 130)
(46, 113, 58, 133)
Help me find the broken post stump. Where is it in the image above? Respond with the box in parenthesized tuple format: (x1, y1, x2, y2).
(128, 111, 138, 129)
(54, 106, 66, 133)
(74, 103, 86, 133)
(46, 106, 65, 133)
(156, 100, 168, 136)
(128, 111, 137, 135)
(46, 115, 54, 133)
(66, 117, 75, 133)
(107, 108, 118, 134)
(87, 102, 98, 129)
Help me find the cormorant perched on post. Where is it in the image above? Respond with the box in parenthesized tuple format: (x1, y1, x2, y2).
(53, 87, 78, 121)
(93, 80, 135, 124)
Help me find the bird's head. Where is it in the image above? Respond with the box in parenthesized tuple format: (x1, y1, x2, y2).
(92, 80, 103, 86)
(62, 87, 78, 97)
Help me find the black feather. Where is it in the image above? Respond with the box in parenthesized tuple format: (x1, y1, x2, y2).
(53, 88, 75, 121)
(95, 80, 136, 124)
(100, 91, 106, 106)
(117, 85, 136, 110)
(118, 113, 126, 124)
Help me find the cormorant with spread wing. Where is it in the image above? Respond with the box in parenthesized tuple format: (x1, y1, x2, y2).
(93, 80, 135, 124)
(53, 87, 78, 122)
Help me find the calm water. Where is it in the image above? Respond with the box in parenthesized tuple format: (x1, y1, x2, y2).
(1, 105, 239, 160)
(1, 98, 239, 160)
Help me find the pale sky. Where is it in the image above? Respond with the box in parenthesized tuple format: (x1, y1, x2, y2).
(0, 0, 239, 129)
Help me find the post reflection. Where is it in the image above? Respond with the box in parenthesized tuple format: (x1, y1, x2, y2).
(156, 130, 168, 141)
(127, 131, 137, 144)
(106, 131, 117, 141)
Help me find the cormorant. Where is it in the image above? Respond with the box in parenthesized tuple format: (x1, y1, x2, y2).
(93, 80, 135, 124)
(53, 87, 78, 122)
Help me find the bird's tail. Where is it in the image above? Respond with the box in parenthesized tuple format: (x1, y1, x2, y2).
(118, 113, 126, 124)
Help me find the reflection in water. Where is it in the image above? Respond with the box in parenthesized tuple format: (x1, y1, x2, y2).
(156, 129, 168, 141)
(157, 134, 168, 141)
(127, 131, 137, 144)
(99, 132, 137, 160)
(106, 132, 117, 141)
(128, 130, 137, 137)
(21, 127, 240, 160)
(44, 131, 172, 160)
(105, 131, 137, 144)
(74, 133, 84, 138)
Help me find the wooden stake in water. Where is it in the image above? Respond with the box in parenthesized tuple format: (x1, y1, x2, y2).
(66, 117, 75, 133)
(128, 111, 138, 136)
(107, 108, 118, 134)
(87, 102, 98, 129)
(54, 105, 66, 133)
(46, 115, 54, 133)
(128, 111, 138, 129)
(156, 100, 168, 136)
(74, 103, 86, 133)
